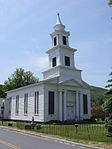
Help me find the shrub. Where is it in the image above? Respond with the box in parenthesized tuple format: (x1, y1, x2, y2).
(91, 104, 107, 120)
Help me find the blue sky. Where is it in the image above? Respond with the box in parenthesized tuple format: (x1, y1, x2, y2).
(0, 0, 112, 88)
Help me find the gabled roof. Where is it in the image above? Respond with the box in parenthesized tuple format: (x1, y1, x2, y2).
(6, 77, 60, 93)
(6, 81, 43, 93)
(6, 77, 90, 94)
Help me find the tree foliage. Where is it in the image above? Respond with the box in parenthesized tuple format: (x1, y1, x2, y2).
(0, 85, 6, 98)
(3, 68, 39, 91)
(104, 71, 112, 137)
(90, 86, 107, 106)
(91, 104, 107, 120)
(109, 0, 112, 6)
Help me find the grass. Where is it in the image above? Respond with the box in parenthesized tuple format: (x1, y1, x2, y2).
(0, 121, 112, 149)
(36, 124, 112, 143)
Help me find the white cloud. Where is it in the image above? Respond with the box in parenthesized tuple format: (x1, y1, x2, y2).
(22, 50, 48, 70)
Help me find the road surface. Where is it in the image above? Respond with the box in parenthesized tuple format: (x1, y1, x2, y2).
(0, 127, 90, 149)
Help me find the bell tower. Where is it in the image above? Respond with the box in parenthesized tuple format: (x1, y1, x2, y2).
(43, 14, 82, 82)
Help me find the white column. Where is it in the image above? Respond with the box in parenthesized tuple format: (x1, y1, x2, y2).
(76, 91, 79, 121)
(64, 90, 67, 121)
(57, 34, 59, 45)
(80, 92, 83, 120)
(59, 91, 63, 121)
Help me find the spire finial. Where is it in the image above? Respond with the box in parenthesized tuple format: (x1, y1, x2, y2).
(56, 13, 62, 25)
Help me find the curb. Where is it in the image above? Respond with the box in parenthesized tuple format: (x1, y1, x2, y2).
(0, 126, 103, 149)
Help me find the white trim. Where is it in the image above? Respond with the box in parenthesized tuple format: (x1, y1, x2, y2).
(46, 45, 77, 54)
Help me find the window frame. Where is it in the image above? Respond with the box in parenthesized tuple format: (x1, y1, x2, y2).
(24, 93, 28, 115)
(9, 97, 12, 114)
(15, 95, 19, 115)
(34, 91, 39, 115)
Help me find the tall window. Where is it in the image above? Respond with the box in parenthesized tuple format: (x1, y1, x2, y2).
(65, 56, 70, 66)
(9, 97, 12, 114)
(52, 57, 56, 67)
(24, 93, 28, 115)
(83, 94, 88, 114)
(63, 36, 67, 45)
(48, 91, 54, 114)
(54, 37, 57, 46)
(16, 95, 19, 115)
(34, 92, 39, 115)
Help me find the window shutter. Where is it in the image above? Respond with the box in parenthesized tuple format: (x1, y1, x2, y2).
(48, 91, 54, 114)
(83, 94, 88, 114)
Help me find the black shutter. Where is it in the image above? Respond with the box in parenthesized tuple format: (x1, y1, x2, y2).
(49, 91, 54, 114)
(83, 94, 88, 114)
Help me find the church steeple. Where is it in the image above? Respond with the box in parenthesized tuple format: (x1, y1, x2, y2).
(43, 14, 78, 81)
(51, 13, 70, 47)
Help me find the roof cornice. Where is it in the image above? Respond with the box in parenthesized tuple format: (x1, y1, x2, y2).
(42, 65, 82, 74)
(46, 45, 77, 54)
(6, 81, 44, 93)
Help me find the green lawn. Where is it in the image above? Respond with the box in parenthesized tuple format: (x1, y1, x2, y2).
(36, 124, 112, 143)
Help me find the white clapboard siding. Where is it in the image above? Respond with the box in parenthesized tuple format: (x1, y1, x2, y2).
(6, 84, 44, 122)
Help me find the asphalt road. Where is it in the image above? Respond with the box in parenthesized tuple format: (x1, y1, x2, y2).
(0, 127, 89, 149)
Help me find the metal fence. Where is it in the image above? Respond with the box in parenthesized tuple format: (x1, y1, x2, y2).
(15, 122, 112, 144)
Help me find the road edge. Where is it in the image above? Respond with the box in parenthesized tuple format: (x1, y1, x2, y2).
(0, 126, 103, 149)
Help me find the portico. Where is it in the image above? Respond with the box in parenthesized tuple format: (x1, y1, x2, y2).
(58, 89, 84, 121)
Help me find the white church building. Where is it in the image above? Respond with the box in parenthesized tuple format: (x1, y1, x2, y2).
(4, 14, 91, 122)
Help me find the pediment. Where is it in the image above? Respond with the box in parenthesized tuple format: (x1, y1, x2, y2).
(59, 79, 90, 89)
(64, 80, 80, 87)
(43, 77, 90, 89)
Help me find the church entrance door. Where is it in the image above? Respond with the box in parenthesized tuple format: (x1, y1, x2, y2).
(66, 106, 74, 120)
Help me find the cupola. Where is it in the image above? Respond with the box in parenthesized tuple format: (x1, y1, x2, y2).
(50, 13, 70, 47)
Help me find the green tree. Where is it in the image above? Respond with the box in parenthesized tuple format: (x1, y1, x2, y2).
(109, 0, 112, 6)
(0, 85, 6, 98)
(104, 72, 112, 137)
(91, 104, 107, 120)
(4, 68, 39, 91)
